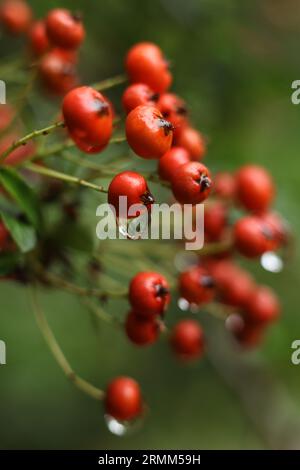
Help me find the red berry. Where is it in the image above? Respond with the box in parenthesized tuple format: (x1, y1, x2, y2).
(129, 272, 170, 318)
(45, 8, 85, 50)
(235, 165, 275, 213)
(213, 172, 236, 199)
(179, 265, 215, 305)
(125, 311, 159, 346)
(244, 286, 280, 325)
(122, 83, 158, 114)
(158, 146, 190, 181)
(108, 171, 154, 218)
(175, 127, 206, 161)
(125, 42, 172, 93)
(39, 48, 78, 95)
(171, 319, 205, 361)
(157, 93, 188, 137)
(105, 376, 142, 422)
(234, 215, 276, 258)
(0, 132, 35, 166)
(0, 221, 9, 250)
(171, 161, 212, 205)
(204, 201, 228, 242)
(259, 211, 289, 248)
(228, 315, 265, 348)
(0, 0, 32, 35)
(0, 103, 14, 133)
(28, 20, 49, 56)
(63, 86, 113, 154)
(126, 105, 173, 159)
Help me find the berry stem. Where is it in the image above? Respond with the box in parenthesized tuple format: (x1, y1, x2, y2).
(25, 163, 108, 193)
(30, 287, 104, 401)
(0, 121, 65, 163)
(92, 73, 127, 92)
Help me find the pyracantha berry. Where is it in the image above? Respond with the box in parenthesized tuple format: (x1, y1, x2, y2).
(171, 319, 205, 361)
(204, 201, 228, 242)
(234, 215, 277, 258)
(235, 165, 275, 213)
(39, 48, 78, 95)
(0, 0, 32, 35)
(227, 314, 265, 349)
(175, 127, 206, 161)
(259, 211, 289, 248)
(213, 172, 236, 199)
(244, 286, 280, 325)
(0, 221, 9, 250)
(28, 20, 49, 56)
(122, 83, 158, 114)
(157, 93, 188, 137)
(129, 271, 170, 317)
(0, 103, 14, 132)
(126, 105, 173, 159)
(0, 132, 36, 166)
(45, 8, 85, 50)
(158, 146, 190, 182)
(125, 42, 172, 93)
(125, 310, 160, 346)
(105, 376, 142, 422)
(108, 171, 154, 218)
(171, 161, 212, 205)
(63, 86, 113, 153)
(179, 265, 215, 305)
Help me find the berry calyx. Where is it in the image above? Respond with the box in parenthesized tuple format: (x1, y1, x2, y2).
(171, 319, 205, 361)
(179, 265, 215, 305)
(129, 271, 170, 317)
(157, 93, 188, 137)
(45, 8, 85, 50)
(108, 171, 154, 218)
(126, 105, 173, 159)
(235, 165, 275, 213)
(171, 161, 212, 205)
(158, 146, 190, 182)
(62, 86, 113, 154)
(105, 376, 142, 422)
(122, 83, 158, 114)
(0, 0, 32, 35)
(175, 127, 206, 161)
(125, 42, 172, 93)
(125, 310, 159, 346)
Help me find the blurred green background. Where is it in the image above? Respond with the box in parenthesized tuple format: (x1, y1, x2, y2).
(1, 0, 300, 450)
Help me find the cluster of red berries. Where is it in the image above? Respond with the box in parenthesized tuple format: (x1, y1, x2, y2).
(0, 2, 291, 428)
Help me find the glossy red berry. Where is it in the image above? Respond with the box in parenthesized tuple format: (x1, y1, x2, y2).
(235, 165, 275, 213)
(122, 83, 158, 114)
(0, 222, 9, 250)
(129, 271, 170, 317)
(259, 211, 289, 248)
(157, 93, 188, 137)
(28, 20, 49, 56)
(179, 265, 215, 305)
(234, 215, 276, 258)
(213, 172, 236, 199)
(125, 42, 172, 93)
(105, 376, 142, 422)
(158, 146, 190, 182)
(39, 49, 78, 95)
(63, 86, 113, 154)
(175, 127, 206, 161)
(108, 171, 154, 218)
(227, 315, 265, 349)
(244, 286, 280, 325)
(126, 105, 173, 159)
(171, 161, 212, 205)
(204, 201, 228, 242)
(0, 0, 32, 35)
(45, 8, 85, 50)
(125, 310, 159, 346)
(171, 319, 205, 361)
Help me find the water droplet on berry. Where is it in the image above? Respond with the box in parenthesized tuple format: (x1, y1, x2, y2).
(260, 251, 283, 273)
(174, 251, 198, 272)
(178, 297, 190, 311)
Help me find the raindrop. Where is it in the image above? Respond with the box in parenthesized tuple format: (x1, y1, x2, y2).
(104, 414, 145, 436)
(178, 297, 190, 311)
(260, 251, 283, 273)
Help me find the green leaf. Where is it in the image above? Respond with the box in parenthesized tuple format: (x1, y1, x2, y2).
(0, 167, 41, 230)
(0, 211, 37, 253)
(0, 252, 21, 275)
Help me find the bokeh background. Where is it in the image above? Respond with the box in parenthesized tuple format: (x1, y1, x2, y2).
(1, 0, 300, 450)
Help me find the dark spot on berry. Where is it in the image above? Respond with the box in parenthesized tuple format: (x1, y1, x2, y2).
(155, 284, 170, 297)
(140, 190, 155, 206)
(197, 173, 211, 192)
(200, 275, 215, 288)
(150, 93, 160, 102)
(94, 98, 110, 117)
(158, 118, 174, 136)
(176, 105, 187, 116)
